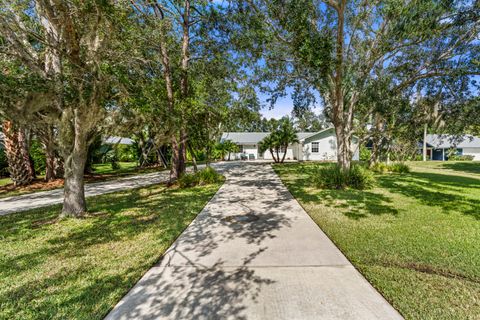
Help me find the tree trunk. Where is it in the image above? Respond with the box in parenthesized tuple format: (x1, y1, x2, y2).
(61, 110, 89, 217)
(170, 135, 181, 181)
(280, 145, 288, 163)
(423, 123, 428, 161)
(335, 124, 351, 170)
(269, 148, 276, 162)
(275, 148, 280, 163)
(62, 149, 87, 216)
(2, 121, 35, 186)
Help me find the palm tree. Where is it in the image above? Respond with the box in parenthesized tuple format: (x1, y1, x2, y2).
(259, 134, 279, 162)
(277, 119, 299, 163)
(260, 119, 299, 163)
(2, 121, 35, 186)
(223, 140, 239, 161)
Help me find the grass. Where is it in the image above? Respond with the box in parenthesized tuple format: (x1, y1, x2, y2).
(0, 181, 222, 320)
(273, 161, 480, 320)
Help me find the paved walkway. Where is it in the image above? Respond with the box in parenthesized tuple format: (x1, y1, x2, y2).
(106, 163, 403, 320)
(0, 166, 204, 216)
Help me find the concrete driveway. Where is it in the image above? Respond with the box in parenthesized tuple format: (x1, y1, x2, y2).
(105, 162, 403, 320)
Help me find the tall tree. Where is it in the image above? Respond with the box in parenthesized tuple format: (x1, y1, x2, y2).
(231, 0, 480, 170)
(0, 0, 125, 216)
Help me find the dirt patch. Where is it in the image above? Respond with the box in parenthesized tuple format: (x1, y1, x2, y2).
(377, 260, 480, 284)
(0, 178, 64, 197)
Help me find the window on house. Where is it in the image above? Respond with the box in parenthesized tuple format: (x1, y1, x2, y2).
(311, 142, 319, 153)
(238, 144, 243, 153)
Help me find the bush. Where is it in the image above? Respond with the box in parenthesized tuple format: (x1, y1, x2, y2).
(370, 162, 389, 173)
(178, 167, 223, 188)
(347, 165, 375, 190)
(313, 164, 375, 190)
(448, 154, 474, 161)
(371, 162, 410, 174)
(359, 146, 371, 162)
(390, 163, 410, 173)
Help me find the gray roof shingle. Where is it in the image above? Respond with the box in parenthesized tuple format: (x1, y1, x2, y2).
(220, 130, 329, 144)
(426, 134, 480, 148)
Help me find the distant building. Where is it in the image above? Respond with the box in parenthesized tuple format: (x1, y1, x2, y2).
(421, 134, 480, 160)
(221, 128, 359, 161)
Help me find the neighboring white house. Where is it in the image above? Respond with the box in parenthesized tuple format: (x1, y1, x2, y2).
(221, 128, 359, 161)
(422, 134, 480, 161)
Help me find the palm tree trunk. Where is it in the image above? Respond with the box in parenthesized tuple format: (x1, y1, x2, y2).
(280, 145, 288, 163)
(2, 121, 35, 186)
(269, 148, 276, 162)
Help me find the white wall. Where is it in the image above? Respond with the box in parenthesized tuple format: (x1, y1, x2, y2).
(463, 147, 480, 160)
(301, 132, 359, 161)
(302, 135, 337, 161)
(263, 147, 295, 160)
(226, 144, 258, 160)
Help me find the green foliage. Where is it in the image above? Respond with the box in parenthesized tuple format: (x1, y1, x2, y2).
(389, 163, 411, 173)
(116, 144, 137, 162)
(359, 146, 371, 162)
(178, 167, 224, 188)
(313, 164, 375, 190)
(30, 140, 46, 175)
(371, 162, 410, 174)
(448, 155, 475, 161)
(102, 149, 119, 170)
(259, 117, 298, 163)
(214, 140, 239, 160)
(0, 149, 9, 177)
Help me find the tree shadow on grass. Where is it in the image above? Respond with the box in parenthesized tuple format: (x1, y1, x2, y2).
(378, 172, 480, 220)
(319, 189, 399, 220)
(0, 183, 222, 319)
(274, 164, 399, 220)
(439, 162, 480, 176)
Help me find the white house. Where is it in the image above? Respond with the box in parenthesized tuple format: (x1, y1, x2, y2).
(221, 128, 359, 161)
(422, 134, 480, 161)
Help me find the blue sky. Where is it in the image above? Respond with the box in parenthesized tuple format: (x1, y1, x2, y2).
(257, 88, 324, 119)
(258, 93, 294, 119)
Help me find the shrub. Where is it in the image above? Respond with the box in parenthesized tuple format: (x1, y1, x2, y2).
(390, 163, 410, 173)
(178, 173, 199, 188)
(313, 164, 375, 190)
(370, 162, 410, 174)
(197, 166, 223, 185)
(359, 146, 371, 162)
(314, 164, 346, 189)
(370, 162, 389, 173)
(347, 165, 375, 190)
(448, 154, 474, 161)
(178, 167, 223, 188)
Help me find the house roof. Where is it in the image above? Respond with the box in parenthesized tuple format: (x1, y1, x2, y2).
(104, 136, 135, 145)
(425, 134, 480, 149)
(221, 130, 331, 144)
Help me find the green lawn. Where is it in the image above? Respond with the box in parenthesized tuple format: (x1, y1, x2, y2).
(0, 181, 222, 320)
(273, 161, 480, 320)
